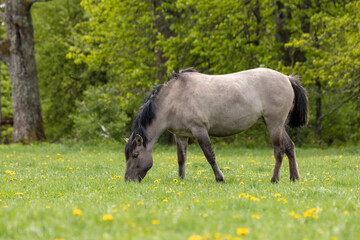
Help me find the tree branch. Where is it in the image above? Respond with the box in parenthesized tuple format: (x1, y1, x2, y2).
(0, 12, 5, 21)
(320, 89, 360, 121)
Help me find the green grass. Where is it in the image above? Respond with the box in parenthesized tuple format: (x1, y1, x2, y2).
(0, 143, 359, 240)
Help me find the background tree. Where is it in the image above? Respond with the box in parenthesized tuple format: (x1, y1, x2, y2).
(282, 0, 360, 144)
(0, 0, 49, 143)
(21, 0, 359, 146)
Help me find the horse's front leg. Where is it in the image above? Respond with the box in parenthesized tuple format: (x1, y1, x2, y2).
(192, 129, 225, 182)
(174, 135, 188, 179)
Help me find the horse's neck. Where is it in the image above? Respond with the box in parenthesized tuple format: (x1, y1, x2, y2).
(145, 114, 167, 151)
(144, 86, 170, 151)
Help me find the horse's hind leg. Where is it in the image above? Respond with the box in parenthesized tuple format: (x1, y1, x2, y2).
(268, 126, 286, 183)
(174, 135, 188, 179)
(283, 131, 300, 181)
(192, 128, 225, 182)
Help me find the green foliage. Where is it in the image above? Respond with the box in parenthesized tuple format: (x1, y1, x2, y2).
(27, 0, 360, 145)
(0, 63, 12, 143)
(71, 86, 130, 142)
(32, 0, 92, 140)
(158, 0, 279, 73)
(279, 0, 360, 145)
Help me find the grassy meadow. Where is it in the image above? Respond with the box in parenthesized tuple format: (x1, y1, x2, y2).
(0, 143, 359, 240)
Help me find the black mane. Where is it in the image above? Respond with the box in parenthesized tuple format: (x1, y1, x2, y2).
(125, 84, 163, 159)
(168, 67, 197, 81)
(125, 68, 196, 159)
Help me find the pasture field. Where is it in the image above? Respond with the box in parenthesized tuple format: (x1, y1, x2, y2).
(0, 143, 359, 240)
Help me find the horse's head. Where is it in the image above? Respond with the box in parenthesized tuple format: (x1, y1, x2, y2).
(124, 134, 153, 182)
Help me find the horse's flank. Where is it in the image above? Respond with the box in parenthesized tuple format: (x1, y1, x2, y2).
(155, 68, 293, 137)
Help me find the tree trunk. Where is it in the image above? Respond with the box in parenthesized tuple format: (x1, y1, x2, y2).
(275, 0, 308, 66)
(274, 1, 292, 66)
(151, 0, 176, 144)
(0, 0, 46, 143)
(0, 64, 2, 144)
(151, 0, 174, 82)
(315, 77, 322, 140)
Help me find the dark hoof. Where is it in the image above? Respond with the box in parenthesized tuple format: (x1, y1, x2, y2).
(216, 178, 225, 183)
(270, 177, 279, 183)
(290, 176, 300, 182)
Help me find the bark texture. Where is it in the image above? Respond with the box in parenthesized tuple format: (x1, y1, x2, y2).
(1, 0, 46, 143)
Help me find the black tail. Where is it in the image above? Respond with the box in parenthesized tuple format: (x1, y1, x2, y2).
(288, 75, 309, 128)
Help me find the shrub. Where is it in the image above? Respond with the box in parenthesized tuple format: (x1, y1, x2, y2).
(71, 86, 130, 142)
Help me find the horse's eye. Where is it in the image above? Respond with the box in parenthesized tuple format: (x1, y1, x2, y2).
(132, 153, 139, 158)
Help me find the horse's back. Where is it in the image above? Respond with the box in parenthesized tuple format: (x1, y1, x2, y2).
(162, 68, 294, 137)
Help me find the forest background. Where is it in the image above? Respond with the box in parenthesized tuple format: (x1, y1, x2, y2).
(0, 0, 359, 146)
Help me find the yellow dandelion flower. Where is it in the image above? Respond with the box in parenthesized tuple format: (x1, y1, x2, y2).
(2, 206, 8, 208)
(203, 233, 211, 240)
(173, 179, 178, 183)
(274, 193, 281, 198)
(177, 192, 183, 196)
(103, 214, 113, 221)
(289, 211, 295, 216)
(203, 213, 209, 218)
(73, 209, 82, 216)
(277, 198, 288, 203)
(236, 227, 249, 236)
(194, 199, 200, 203)
(188, 235, 202, 240)
(251, 214, 260, 219)
(197, 171, 202, 175)
(261, 196, 266, 199)
(344, 211, 349, 215)
(45, 206, 51, 209)
(137, 201, 144, 205)
(238, 193, 246, 198)
(162, 199, 168, 202)
(5, 170, 16, 175)
(152, 219, 159, 225)
(250, 196, 259, 202)
(294, 214, 301, 219)
(304, 210, 312, 218)
(239, 182, 244, 185)
(224, 166, 230, 170)
(213, 232, 221, 239)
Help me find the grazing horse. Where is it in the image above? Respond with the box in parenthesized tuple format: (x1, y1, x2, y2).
(124, 68, 308, 183)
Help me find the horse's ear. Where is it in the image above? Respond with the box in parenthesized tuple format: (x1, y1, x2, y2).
(123, 137, 129, 143)
(135, 134, 143, 146)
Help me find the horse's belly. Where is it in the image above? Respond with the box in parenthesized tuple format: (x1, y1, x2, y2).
(208, 112, 261, 137)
